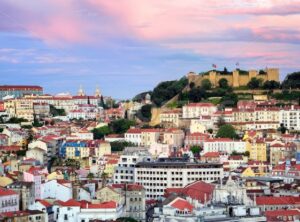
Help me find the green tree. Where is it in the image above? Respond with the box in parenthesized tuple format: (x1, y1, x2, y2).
(139, 104, 152, 122)
(190, 145, 202, 156)
(247, 77, 262, 89)
(216, 124, 238, 139)
(277, 123, 287, 134)
(110, 119, 136, 134)
(218, 78, 229, 88)
(207, 128, 213, 134)
(188, 87, 207, 102)
(50, 105, 66, 116)
(92, 126, 112, 139)
(263, 80, 280, 89)
(87, 172, 94, 180)
(201, 79, 212, 90)
(110, 141, 137, 152)
(216, 116, 226, 128)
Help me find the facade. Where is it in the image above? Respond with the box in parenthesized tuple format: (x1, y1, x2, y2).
(125, 184, 146, 222)
(135, 158, 223, 199)
(246, 140, 267, 162)
(163, 128, 184, 147)
(0, 85, 43, 100)
(159, 109, 181, 127)
(4, 98, 34, 121)
(182, 103, 217, 119)
(202, 138, 246, 154)
(0, 188, 19, 213)
(184, 132, 210, 146)
(279, 105, 300, 130)
(41, 180, 72, 202)
(6, 181, 35, 211)
(33, 102, 50, 120)
(186, 68, 279, 88)
(124, 128, 142, 146)
(114, 147, 152, 184)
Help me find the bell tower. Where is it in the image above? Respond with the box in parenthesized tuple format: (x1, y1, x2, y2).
(95, 85, 101, 97)
(77, 85, 85, 96)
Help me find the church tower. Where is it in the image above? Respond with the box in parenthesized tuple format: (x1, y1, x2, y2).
(77, 85, 85, 96)
(95, 85, 101, 97)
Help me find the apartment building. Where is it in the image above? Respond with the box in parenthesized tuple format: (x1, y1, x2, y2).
(182, 103, 217, 119)
(202, 138, 246, 154)
(134, 157, 223, 199)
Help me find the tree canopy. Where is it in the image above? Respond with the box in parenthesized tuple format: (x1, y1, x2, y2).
(216, 124, 238, 139)
(247, 77, 263, 89)
(201, 79, 212, 90)
(218, 78, 229, 88)
(110, 119, 136, 134)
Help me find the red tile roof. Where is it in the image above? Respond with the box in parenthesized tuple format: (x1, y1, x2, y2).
(171, 198, 194, 212)
(0, 188, 17, 196)
(60, 199, 81, 207)
(265, 209, 300, 217)
(126, 128, 142, 134)
(37, 200, 52, 208)
(256, 196, 300, 206)
(81, 201, 117, 209)
(186, 103, 214, 107)
(0, 85, 42, 90)
(202, 152, 220, 158)
(127, 184, 144, 191)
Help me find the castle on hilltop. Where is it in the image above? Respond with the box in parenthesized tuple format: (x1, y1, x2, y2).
(187, 68, 279, 88)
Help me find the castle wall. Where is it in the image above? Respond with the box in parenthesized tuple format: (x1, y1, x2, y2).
(186, 68, 279, 88)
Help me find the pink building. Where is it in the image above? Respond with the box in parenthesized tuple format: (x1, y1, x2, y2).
(0, 188, 19, 213)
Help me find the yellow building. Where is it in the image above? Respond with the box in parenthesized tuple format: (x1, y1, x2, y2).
(141, 129, 160, 146)
(4, 99, 34, 122)
(159, 109, 182, 127)
(245, 140, 267, 162)
(95, 142, 111, 157)
(104, 159, 118, 178)
(187, 68, 279, 88)
(241, 167, 256, 177)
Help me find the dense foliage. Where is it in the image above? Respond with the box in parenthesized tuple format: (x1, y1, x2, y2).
(281, 72, 300, 89)
(216, 124, 238, 139)
(151, 77, 188, 106)
(110, 141, 137, 152)
(92, 126, 112, 139)
(136, 104, 152, 122)
(50, 105, 66, 116)
(110, 119, 136, 134)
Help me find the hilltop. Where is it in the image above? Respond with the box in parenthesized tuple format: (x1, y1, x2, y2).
(134, 68, 300, 109)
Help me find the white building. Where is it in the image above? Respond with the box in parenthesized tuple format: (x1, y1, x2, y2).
(202, 138, 246, 154)
(0, 188, 19, 213)
(279, 105, 300, 130)
(124, 128, 142, 146)
(113, 147, 152, 184)
(135, 158, 223, 199)
(41, 180, 72, 202)
(182, 103, 217, 119)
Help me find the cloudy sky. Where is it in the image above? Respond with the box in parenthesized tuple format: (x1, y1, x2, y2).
(0, 0, 300, 98)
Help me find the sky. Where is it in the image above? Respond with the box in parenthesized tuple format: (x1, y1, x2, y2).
(0, 0, 300, 99)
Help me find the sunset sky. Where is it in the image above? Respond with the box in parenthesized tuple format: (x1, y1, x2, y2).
(0, 0, 300, 98)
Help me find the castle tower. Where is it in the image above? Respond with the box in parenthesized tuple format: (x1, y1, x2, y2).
(248, 70, 258, 80)
(77, 85, 85, 96)
(232, 70, 240, 87)
(266, 68, 279, 81)
(209, 71, 217, 87)
(95, 85, 101, 97)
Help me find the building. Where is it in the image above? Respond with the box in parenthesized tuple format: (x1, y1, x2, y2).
(279, 105, 300, 130)
(124, 128, 142, 146)
(33, 102, 50, 120)
(182, 103, 217, 119)
(245, 139, 267, 162)
(0, 188, 19, 213)
(265, 209, 300, 222)
(163, 128, 184, 147)
(114, 147, 152, 184)
(41, 179, 72, 202)
(135, 157, 223, 199)
(256, 196, 300, 212)
(202, 138, 246, 155)
(0, 85, 43, 100)
(184, 133, 210, 146)
(186, 68, 279, 88)
(4, 98, 35, 121)
(6, 181, 35, 211)
(159, 109, 182, 127)
(270, 142, 296, 165)
(124, 184, 146, 222)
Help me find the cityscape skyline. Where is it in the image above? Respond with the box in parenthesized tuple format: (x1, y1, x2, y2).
(1, 0, 300, 98)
